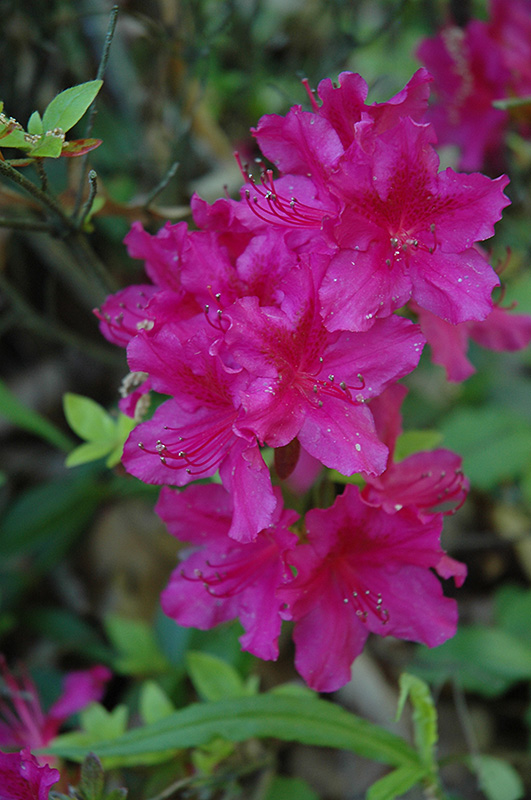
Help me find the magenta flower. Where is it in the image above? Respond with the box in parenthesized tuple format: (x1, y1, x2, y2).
(319, 118, 509, 331)
(220, 264, 425, 477)
(122, 324, 276, 541)
(415, 300, 531, 382)
(362, 385, 469, 519)
(279, 485, 465, 692)
(417, 0, 531, 170)
(251, 68, 432, 196)
(417, 21, 509, 171)
(158, 484, 298, 660)
(0, 657, 110, 755)
(0, 750, 59, 800)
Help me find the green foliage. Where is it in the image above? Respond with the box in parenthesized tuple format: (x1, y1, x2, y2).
(186, 651, 259, 702)
(367, 675, 442, 800)
(393, 429, 443, 461)
(104, 615, 171, 676)
(0, 378, 74, 451)
(139, 681, 175, 724)
(262, 776, 319, 800)
(441, 406, 531, 490)
(76, 753, 105, 800)
(396, 674, 438, 768)
(64, 393, 136, 468)
(413, 587, 531, 695)
(0, 80, 102, 161)
(42, 81, 102, 134)
(47, 691, 419, 767)
(468, 755, 524, 800)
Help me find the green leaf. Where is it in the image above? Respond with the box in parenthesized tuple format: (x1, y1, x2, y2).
(191, 737, 234, 774)
(0, 128, 30, 148)
(495, 586, 531, 645)
(394, 430, 443, 462)
(105, 414, 136, 467)
(262, 776, 319, 800)
(186, 651, 247, 702)
(441, 407, 531, 489)
(78, 753, 104, 800)
(396, 674, 437, 767)
(66, 440, 114, 467)
(27, 110, 43, 135)
(24, 607, 113, 663)
(492, 94, 531, 109)
(0, 473, 102, 581)
(42, 80, 103, 134)
(413, 627, 531, 696)
(468, 755, 524, 800)
(104, 615, 170, 675)
(46, 693, 418, 767)
(367, 764, 427, 800)
(29, 133, 64, 158)
(328, 470, 365, 486)
(139, 682, 175, 725)
(0, 378, 74, 452)
(64, 393, 116, 442)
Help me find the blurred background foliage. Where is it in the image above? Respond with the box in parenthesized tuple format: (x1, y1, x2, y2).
(1, 1, 531, 798)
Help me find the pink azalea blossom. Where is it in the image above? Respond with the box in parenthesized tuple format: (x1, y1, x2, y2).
(251, 68, 432, 195)
(279, 485, 465, 692)
(362, 385, 469, 518)
(0, 657, 110, 755)
(0, 749, 59, 800)
(417, 0, 531, 170)
(415, 300, 531, 381)
(122, 324, 276, 541)
(158, 484, 298, 660)
(219, 264, 425, 477)
(319, 118, 509, 330)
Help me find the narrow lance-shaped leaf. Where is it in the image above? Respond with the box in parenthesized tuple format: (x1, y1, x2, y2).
(45, 693, 419, 768)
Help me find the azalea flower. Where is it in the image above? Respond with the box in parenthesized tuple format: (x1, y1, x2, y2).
(122, 323, 276, 541)
(319, 118, 509, 331)
(0, 749, 59, 800)
(0, 657, 110, 757)
(417, 0, 531, 170)
(414, 300, 531, 381)
(219, 264, 425, 477)
(279, 485, 465, 692)
(361, 384, 469, 519)
(158, 484, 298, 660)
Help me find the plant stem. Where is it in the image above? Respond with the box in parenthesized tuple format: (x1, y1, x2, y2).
(0, 158, 77, 234)
(0, 273, 121, 365)
(78, 169, 98, 227)
(144, 756, 274, 800)
(73, 4, 119, 219)
(143, 160, 179, 209)
(0, 217, 53, 232)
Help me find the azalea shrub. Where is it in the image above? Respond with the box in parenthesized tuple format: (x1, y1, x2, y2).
(2, 2, 531, 800)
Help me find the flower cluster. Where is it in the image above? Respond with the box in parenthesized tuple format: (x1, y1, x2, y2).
(0, 658, 110, 798)
(417, 0, 531, 171)
(97, 68, 514, 691)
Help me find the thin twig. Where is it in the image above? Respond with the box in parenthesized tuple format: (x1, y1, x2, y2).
(143, 160, 179, 209)
(0, 273, 121, 366)
(0, 217, 54, 232)
(34, 159, 48, 192)
(78, 169, 98, 228)
(0, 158, 77, 234)
(144, 757, 274, 800)
(73, 5, 119, 219)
